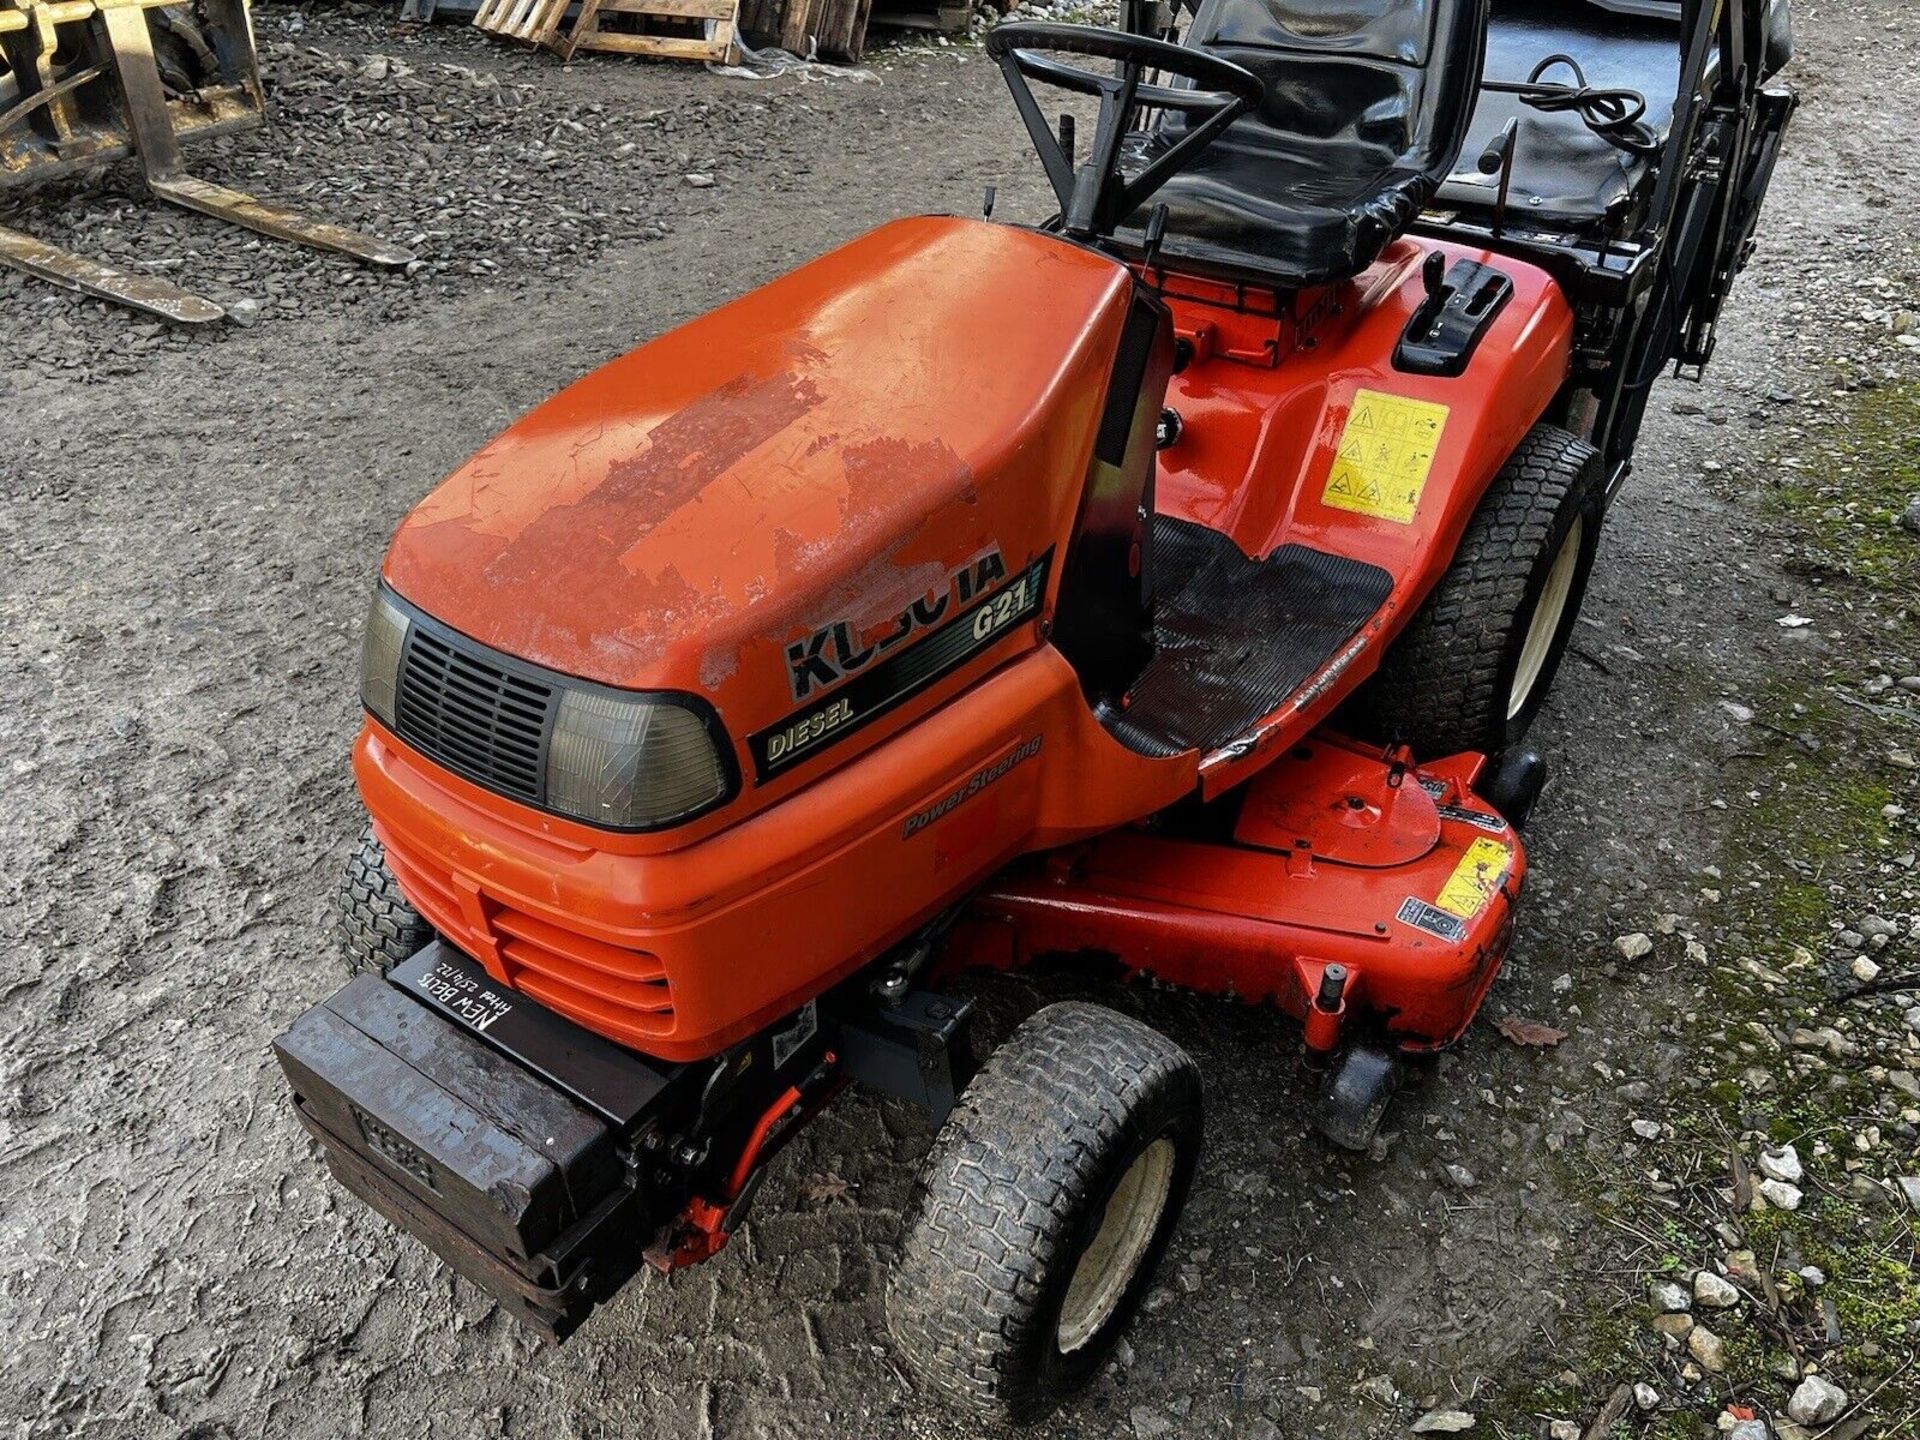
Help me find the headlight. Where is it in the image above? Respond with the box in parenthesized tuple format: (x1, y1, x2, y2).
(362, 585, 735, 831)
(546, 689, 730, 829)
(360, 588, 410, 728)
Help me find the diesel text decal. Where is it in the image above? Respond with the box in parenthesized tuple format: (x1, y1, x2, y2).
(751, 551, 1051, 780)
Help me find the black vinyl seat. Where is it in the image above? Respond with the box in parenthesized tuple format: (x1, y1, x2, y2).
(1436, 0, 1789, 236)
(1125, 0, 1491, 287)
(1435, 0, 1685, 233)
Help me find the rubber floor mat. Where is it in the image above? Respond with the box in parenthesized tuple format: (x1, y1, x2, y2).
(1108, 517, 1394, 757)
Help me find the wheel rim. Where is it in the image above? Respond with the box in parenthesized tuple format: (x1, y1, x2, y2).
(1508, 516, 1585, 721)
(1056, 1137, 1176, 1354)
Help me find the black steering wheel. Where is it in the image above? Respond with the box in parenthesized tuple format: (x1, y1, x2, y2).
(985, 22, 1265, 241)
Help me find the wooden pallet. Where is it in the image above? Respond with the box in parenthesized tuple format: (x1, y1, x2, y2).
(739, 0, 868, 59)
(471, 0, 570, 45)
(474, 0, 738, 61)
(864, 0, 966, 37)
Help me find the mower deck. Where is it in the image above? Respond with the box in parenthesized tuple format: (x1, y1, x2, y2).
(959, 736, 1522, 1054)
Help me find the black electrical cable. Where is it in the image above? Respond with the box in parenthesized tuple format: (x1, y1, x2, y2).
(1484, 53, 1662, 157)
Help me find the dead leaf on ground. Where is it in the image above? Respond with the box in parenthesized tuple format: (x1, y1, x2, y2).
(1496, 1014, 1569, 1048)
(801, 1172, 852, 1206)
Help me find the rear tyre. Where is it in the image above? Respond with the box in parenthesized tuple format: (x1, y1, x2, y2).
(335, 825, 432, 977)
(887, 1002, 1203, 1424)
(1353, 424, 1604, 759)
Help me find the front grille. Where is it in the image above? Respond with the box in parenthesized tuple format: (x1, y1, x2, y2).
(393, 626, 557, 803)
(381, 839, 677, 1046)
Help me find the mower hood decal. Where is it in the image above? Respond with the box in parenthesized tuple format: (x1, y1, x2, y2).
(749, 550, 1052, 780)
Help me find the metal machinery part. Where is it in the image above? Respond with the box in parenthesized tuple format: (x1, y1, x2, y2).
(0, 0, 412, 322)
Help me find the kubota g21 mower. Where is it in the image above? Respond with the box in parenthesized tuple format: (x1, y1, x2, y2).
(274, 0, 1794, 1421)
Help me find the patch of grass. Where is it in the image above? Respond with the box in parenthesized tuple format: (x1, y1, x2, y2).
(1793, 1211, 1920, 1388)
(1763, 380, 1920, 595)
(1487, 378, 1920, 1430)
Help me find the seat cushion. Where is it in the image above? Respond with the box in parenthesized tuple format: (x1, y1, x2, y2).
(1434, 0, 1684, 231)
(1124, 0, 1489, 287)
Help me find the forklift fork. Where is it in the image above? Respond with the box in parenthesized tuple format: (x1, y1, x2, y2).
(0, 0, 413, 323)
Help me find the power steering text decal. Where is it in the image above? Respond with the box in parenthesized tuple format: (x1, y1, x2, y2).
(903, 736, 1043, 839)
(751, 551, 1052, 781)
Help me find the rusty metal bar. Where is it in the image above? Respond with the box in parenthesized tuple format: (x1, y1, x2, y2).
(0, 222, 226, 322)
(148, 175, 417, 268)
(0, 61, 101, 134)
(0, 0, 179, 36)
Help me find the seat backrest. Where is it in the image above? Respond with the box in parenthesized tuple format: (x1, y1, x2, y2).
(1185, 0, 1488, 189)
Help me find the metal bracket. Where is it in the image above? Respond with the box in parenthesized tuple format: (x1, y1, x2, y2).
(95, 4, 414, 268)
(837, 989, 975, 1123)
(0, 0, 414, 321)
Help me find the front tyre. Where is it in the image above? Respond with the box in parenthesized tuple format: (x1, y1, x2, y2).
(334, 824, 433, 977)
(887, 1002, 1203, 1424)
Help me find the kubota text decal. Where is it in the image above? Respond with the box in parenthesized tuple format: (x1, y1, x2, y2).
(751, 552, 1052, 780)
(785, 550, 1013, 701)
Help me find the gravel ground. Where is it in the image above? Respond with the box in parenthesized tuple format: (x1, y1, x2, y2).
(2, 3, 1917, 1438)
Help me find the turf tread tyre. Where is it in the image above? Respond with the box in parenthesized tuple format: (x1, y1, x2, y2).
(1355, 423, 1603, 758)
(335, 825, 432, 977)
(887, 1001, 1202, 1423)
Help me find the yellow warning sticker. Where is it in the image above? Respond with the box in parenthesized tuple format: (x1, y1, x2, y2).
(1321, 389, 1451, 524)
(1436, 837, 1512, 920)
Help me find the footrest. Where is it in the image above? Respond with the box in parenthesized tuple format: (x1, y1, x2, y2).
(1108, 518, 1393, 757)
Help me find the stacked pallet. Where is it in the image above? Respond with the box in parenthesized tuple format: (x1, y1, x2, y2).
(864, 0, 972, 38)
(463, 0, 990, 63)
(736, 0, 871, 60)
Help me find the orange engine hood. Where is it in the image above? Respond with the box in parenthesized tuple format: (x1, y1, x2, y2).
(383, 216, 1135, 703)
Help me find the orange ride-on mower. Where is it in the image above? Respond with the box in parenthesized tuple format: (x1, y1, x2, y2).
(274, 0, 1795, 1422)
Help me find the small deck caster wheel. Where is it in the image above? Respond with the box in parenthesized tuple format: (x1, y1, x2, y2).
(1313, 1043, 1405, 1153)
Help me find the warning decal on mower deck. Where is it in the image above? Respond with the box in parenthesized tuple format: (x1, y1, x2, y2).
(1397, 896, 1468, 943)
(1435, 837, 1512, 920)
(1321, 389, 1450, 524)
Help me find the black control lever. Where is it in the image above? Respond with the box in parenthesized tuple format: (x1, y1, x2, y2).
(1406, 250, 1450, 341)
(1478, 116, 1520, 240)
(1142, 202, 1170, 269)
(1394, 257, 1516, 377)
(1476, 117, 1519, 176)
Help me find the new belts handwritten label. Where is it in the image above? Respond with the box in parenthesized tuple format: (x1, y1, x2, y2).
(415, 955, 515, 1034)
(750, 551, 1052, 781)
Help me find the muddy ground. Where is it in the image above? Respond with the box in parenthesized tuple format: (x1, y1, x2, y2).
(2, 2, 1916, 1438)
